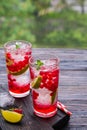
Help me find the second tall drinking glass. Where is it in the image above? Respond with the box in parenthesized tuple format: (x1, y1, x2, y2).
(4, 40, 32, 98)
(29, 54, 60, 118)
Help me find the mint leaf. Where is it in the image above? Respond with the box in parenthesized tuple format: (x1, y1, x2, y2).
(35, 60, 44, 70)
(16, 43, 20, 49)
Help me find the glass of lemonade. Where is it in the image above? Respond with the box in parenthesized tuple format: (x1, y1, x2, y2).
(29, 54, 59, 118)
(4, 40, 32, 98)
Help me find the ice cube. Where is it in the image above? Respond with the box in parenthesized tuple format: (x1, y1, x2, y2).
(11, 69, 30, 86)
(11, 53, 25, 62)
(16, 75, 29, 86)
(35, 88, 52, 105)
(7, 44, 16, 51)
(0, 92, 15, 108)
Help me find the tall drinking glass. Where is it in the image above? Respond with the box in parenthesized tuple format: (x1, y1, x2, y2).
(4, 40, 32, 98)
(29, 54, 59, 118)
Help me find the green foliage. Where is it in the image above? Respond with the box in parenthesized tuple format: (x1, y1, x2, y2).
(0, 0, 35, 17)
(31, 0, 50, 15)
(0, 18, 36, 46)
(38, 9, 87, 49)
(0, 0, 87, 49)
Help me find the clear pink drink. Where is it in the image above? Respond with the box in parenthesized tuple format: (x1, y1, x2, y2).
(30, 55, 59, 118)
(4, 40, 32, 98)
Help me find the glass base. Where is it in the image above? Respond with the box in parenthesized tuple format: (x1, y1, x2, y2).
(9, 90, 30, 98)
(34, 108, 57, 118)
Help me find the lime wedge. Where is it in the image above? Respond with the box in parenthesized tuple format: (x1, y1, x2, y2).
(6, 58, 13, 66)
(1, 109, 23, 123)
(51, 90, 57, 104)
(8, 64, 29, 76)
(31, 75, 42, 89)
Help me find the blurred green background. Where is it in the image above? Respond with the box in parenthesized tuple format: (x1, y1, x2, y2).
(0, 0, 87, 49)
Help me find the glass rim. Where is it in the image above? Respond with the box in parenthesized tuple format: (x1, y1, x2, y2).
(4, 40, 32, 49)
(29, 54, 60, 66)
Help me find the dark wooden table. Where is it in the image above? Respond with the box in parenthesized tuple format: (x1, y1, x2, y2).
(0, 48, 87, 130)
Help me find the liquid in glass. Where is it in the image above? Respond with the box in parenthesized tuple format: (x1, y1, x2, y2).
(30, 55, 59, 118)
(4, 40, 32, 98)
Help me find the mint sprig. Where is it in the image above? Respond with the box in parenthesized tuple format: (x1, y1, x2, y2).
(35, 60, 44, 70)
(16, 43, 20, 49)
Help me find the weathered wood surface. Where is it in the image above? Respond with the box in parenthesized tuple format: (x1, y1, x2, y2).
(0, 48, 87, 130)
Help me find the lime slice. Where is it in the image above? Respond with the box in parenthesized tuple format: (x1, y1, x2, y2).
(51, 90, 57, 104)
(1, 109, 23, 123)
(31, 75, 42, 89)
(8, 64, 29, 76)
(6, 58, 13, 66)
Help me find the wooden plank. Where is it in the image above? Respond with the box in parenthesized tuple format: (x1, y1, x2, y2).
(0, 48, 87, 130)
(0, 91, 70, 130)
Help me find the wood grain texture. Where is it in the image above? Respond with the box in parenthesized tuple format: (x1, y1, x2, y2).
(0, 48, 87, 130)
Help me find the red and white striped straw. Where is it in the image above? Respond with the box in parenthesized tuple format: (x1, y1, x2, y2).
(57, 101, 72, 116)
(57, 101, 66, 108)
